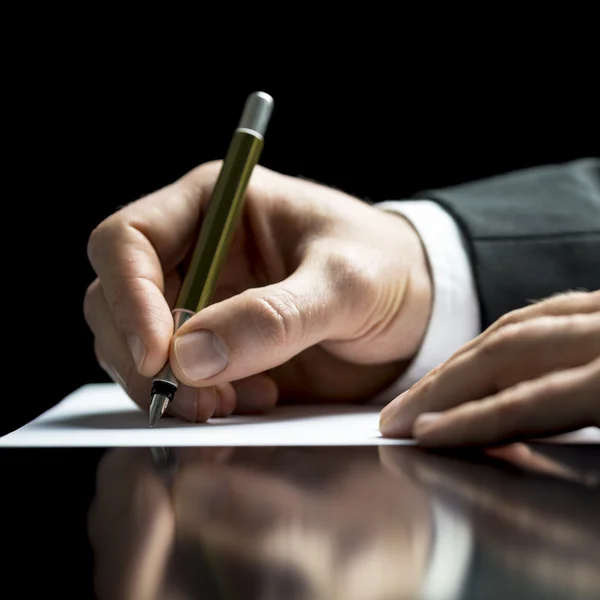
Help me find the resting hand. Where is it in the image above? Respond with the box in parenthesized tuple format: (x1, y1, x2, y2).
(380, 290, 600, 446)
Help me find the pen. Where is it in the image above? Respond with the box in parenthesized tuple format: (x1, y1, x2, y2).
(148, 91, 274, 427)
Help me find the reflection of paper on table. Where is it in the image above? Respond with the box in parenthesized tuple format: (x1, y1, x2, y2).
(0, 383, 411, 447)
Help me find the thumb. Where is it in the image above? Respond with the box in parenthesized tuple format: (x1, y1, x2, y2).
(168, 262, 342, 386)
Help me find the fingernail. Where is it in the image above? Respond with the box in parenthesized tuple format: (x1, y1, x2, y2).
(174, 330, 228, 381)
(413, 412, 442, 438)
(127, 335, 146, 371)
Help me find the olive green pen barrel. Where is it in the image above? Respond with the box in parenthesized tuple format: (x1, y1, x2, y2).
(175, 129, 263, 312)
(148, 91, 273, 427)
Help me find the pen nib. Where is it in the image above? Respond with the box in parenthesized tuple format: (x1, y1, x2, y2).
(149, 393, 169, 427)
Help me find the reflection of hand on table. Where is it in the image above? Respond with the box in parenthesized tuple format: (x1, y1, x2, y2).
(88, 447, 435, 600)
(87, 448, 175, 600)
(379, 444, 600, 599)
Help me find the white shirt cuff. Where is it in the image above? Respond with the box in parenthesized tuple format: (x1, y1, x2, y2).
(370, 200, 481, 404)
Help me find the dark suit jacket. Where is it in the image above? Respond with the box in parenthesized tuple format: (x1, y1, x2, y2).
(414, 158, 600, 328)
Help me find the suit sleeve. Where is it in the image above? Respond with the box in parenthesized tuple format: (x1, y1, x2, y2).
(413, 157, 600, 328)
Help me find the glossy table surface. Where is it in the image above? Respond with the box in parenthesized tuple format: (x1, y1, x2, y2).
(2, 442, 599, 599)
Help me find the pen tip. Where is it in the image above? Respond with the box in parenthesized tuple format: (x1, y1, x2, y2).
(149, 393, 169, 428)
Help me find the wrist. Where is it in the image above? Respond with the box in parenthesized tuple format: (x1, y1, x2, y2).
(373, 199, 481, 398)
(385, 209, 434, 361)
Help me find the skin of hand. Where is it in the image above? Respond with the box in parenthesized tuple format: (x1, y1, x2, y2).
(84, 161, 432, 422)
(380, 290, 600, 446)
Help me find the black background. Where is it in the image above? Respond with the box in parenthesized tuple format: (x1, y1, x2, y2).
(1, 25, 599, 599)
(2, 45, 599, 438)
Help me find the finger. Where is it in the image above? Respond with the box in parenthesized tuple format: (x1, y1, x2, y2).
(231, 375, 278, 414)
(85, 278, 227, 422)
(414, 355, 600, 446)
(85, 278, 142, 397)
(378, 291, 600, 433)
(380, 313, 600, 437)
(212, 383, 236, 418)
(86, 162, 221, 377)
(89, 449, 175, 600)
(168, 254, 351, 387)
(449, 289, 600, 363)
(383, 290, 600, 433)
(484, 444, 591, 484)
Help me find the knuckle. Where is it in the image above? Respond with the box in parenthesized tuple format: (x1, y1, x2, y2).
(87, 216, 136, 274)
(495, 309, 523, 329)
(535, 312, 598, 340)
(325, 250, 375, 299)
(531, 314, 569, 332)
(87, 214, 127, 272)
(480, 322, 524, 360)
(86, 219, 113, 268)
(493, 394, 525, 429)
(250, 289, 303, 348)
(487, 316, 561, 356)
(102, 274, 137, 314)
(411, 373, 435, 398)
(83, 280, 101, 327)
(102, 273, 154, 332)
(536, 373, 567, 398)
(187, 160, 224, 189)
(196, 159, 223, 175)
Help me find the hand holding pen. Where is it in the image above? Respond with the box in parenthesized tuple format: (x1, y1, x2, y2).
(84, 92, 433, 424)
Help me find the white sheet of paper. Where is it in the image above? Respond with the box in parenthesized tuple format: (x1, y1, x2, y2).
(1, 384, 598, 447)
(0, 383, 410, 447)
